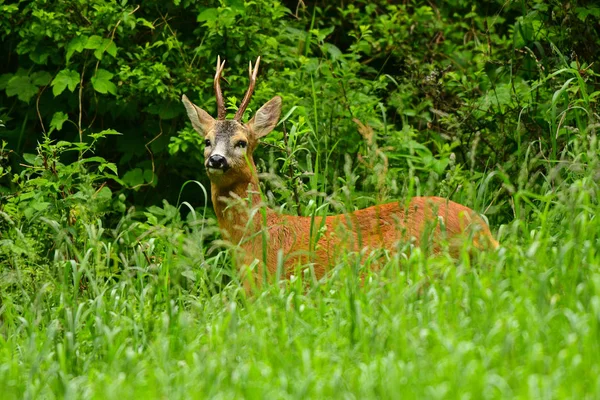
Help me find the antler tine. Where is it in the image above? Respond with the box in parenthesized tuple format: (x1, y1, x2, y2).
(234, 56, 261, 121)
(214, 55, 227, 120)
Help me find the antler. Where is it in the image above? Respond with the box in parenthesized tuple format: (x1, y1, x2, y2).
(234, 56, 261, 121)
(214, 55, 226, 120)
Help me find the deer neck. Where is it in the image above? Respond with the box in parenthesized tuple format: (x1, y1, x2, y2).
(210, 160, 266, 243)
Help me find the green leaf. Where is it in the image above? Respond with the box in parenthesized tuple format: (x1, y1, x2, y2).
(31, 71, 52, 86)
(30, 48, 50, 65)
(94, 39, 117, 60)
(19, 191, 36, 201)
(105, 41, 117, 57)
(229, 0, 245, 13)
(122, 168, 144, 188)
(89, 129, 122, 140)
(313, 26, 335, 42)
(6, 76, 38, 102)
(95, 186, 112, 202)
(98, 162, 118, 175)
(137, 18, 155, 29)
(0, 73, 14, 90)
(323, 43, 342, 60)
(575, 6, 600, 21)
(66, 35, 88, 62)
(51, 69, 80, 96)
(91, 69, 117, 95)
(197, 8, 218, 22)
(32, 201, 50, 211)
(143, 169, 154, 184)
(84, 35, 103, 50)
(81, 156, 107, 164)
(50, 112, 69, 131)
(22, 153, 38, 165)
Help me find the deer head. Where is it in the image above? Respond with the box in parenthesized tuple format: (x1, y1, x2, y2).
(182, 56, 282, 188)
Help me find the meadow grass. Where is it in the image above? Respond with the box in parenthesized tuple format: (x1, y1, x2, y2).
(1, 157, 599, 399)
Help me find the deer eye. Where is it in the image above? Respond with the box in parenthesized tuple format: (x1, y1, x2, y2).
(235, 140, 247, 149)
(204, 139, 211, 147)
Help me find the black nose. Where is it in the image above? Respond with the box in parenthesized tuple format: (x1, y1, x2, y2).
(207, 154, 229, 170)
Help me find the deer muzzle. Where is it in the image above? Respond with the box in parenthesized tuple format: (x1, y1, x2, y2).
(207, 154, 230, 173)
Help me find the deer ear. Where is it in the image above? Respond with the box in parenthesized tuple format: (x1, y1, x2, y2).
(182, 95, 215, 137)
(248, 96, 282, 139)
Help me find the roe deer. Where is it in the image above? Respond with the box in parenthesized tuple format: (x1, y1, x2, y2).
(182, 56, 499, 290)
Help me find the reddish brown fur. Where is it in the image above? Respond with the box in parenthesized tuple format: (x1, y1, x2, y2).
(211, 158, 499, 290)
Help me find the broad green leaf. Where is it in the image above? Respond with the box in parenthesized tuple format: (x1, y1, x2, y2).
(91, 69, 117, 95)
(56, 141, 74, 148)
(106, 41, 117, 57)
(575, 6, 600, 21)
(104, 174, 124, 186)
(18, 191, 36, 201)
(98, 162, 118, 175)
(31, 71, 52, 86)
(143, 169, 154, 184)
(323, 43, 342, 60)
(122, 168, 144, 187)
(94, 39, 117, 60)
(81, 156, 107, 164)
(30, 48, 50, 65)
(26, 178, 49, 187)
(23, 207, 35, 219)
(66, 35, 88, 61)
(313, 26, 335, 42)
(266, 37, 278, 49)
(84, 35, 103, 50)
(50, 111, 69, 131)
(0, 73, 14, 90)
(51, 69, 80, 96)
(229, 0, 245, 12)
(6, 75, 38, 102)
(197, 8, 217, 22)
(217, 8, 238, 27)
(32, 201, 50, 211)
(95, 186, 112, 202)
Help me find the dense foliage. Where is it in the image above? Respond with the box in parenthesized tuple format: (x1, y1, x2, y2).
(1, 0, 599, 398)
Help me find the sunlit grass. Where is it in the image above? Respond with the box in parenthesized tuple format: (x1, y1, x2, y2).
(1, 163, 599, 399)
(2, 99, 599, 398)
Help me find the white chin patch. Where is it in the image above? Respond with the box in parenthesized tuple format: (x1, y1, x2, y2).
(207, 168, 224, 176)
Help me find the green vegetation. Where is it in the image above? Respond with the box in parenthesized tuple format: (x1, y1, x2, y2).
(1, 0, 599, 398)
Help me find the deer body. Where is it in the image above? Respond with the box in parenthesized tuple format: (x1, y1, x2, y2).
(183, 56, 498, 289)
(210, 155, 498, 285)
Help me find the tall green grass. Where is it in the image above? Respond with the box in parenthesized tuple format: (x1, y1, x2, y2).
(1, 129, 599, 399)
